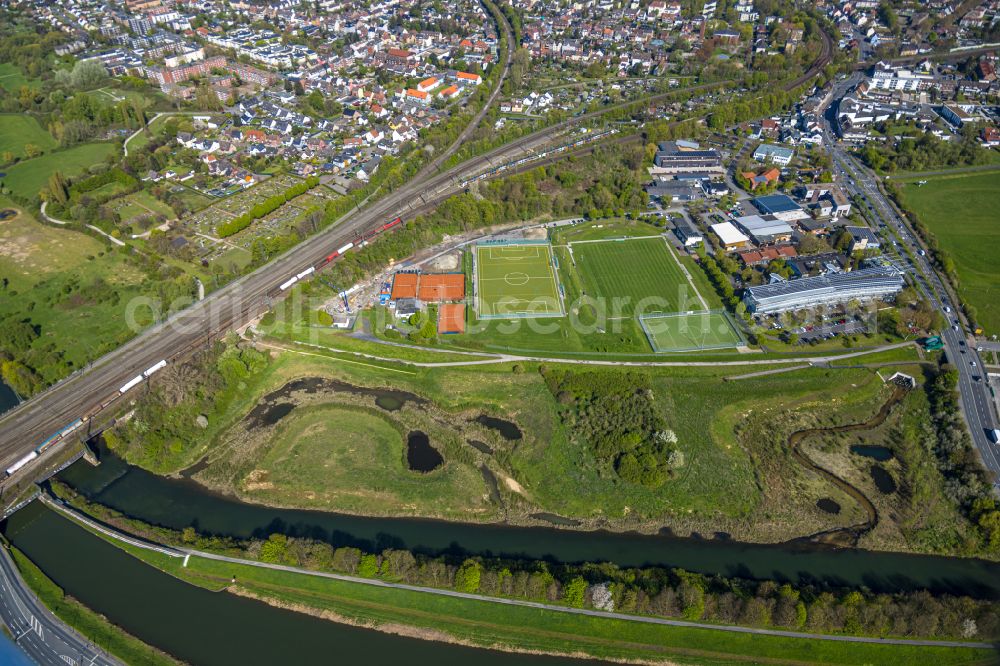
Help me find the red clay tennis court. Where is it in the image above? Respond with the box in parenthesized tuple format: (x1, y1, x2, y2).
(391, 272, 465, 302)
(438, 303, 466, 334)
(418, 273, 464, 302)
(390, 273, 419, 299)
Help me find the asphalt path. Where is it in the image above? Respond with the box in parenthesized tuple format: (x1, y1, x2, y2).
(0, 545, 122, 666)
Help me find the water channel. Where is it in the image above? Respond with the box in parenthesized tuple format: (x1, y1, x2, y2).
(55, 442, 1000, 599)
(2, 502, 595, 665)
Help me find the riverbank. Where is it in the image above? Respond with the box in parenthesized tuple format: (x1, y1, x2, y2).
(24, 497, 1000, 666)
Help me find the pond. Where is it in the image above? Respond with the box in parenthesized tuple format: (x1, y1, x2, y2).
(247, 377, 425, 428)
(850, 445, 894, 462)
(2, 502, 596, 666)
(815, 498, 841, 515)
(870, 465, 897, 494)
(406, 431, 443, 472)
(260, 402, 295, 426)
(475, 415, 523, 441)
(467, 440, 493, 455)
(54, 444, 1000, 599)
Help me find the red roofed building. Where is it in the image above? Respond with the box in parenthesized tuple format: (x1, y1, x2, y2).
(738, 246, 798, 266)
(417, 76, 439, 92)
(742, 167, 780, 189)
(405, 88, 430, 105)
(386, 48, 415, 65)
(456, 71, 482, 85)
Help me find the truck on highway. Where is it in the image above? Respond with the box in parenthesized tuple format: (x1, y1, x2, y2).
(990, 429, 1000, 444)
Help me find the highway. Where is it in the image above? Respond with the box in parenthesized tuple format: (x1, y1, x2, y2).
(821, 74, 1000, 486)
(0, 545, 122, 666)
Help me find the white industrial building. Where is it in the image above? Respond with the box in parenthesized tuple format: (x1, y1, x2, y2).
(710, 222, 750, 250)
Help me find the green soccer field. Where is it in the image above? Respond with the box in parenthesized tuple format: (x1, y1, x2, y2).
(475, 244, 563, 318)
(571, 237, 704, 316)
(641, 311, 745, 352)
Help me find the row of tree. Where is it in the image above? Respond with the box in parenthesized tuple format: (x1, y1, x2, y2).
(216, 177, 320, 238)
(49, 478, 1000, 641)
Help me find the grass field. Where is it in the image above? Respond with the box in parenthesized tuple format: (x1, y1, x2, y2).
(215, 403, 491, 519)
(474, 243, 562, 318)
(0, 114, 57, 158)
(641, 311, 744, 352)
(571, 236, 704, 316)
(0, 63, 41, 93)
(3, 142, 118, 200)
(0, 196, 146, 383)
(897, 172, 1000, 334)
(114, 189, 176, 224)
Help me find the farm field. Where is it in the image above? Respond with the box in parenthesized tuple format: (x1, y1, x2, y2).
(3, 142, 118, 200)
(570, 236, 702, 316)
(0, 114, 57, 157)
(474, 243, 562, 318)
(897, 172, 1000, 335)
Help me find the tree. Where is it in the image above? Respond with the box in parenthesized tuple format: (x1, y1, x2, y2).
(562, 577, 587, 608)
(259, 534, 291, 563)
(1, 360, 42, 397)
(358, 553, 379, 577)
(47, 171, 68, 205)
(454, 559, 481, 593)
(23, 143, 41, 159)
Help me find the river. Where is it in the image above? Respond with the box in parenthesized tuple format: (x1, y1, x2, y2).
(2, 502, 598, 666)
(57, 444, 1000, 599)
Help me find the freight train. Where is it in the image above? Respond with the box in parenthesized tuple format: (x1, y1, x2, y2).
(5, 358, 168, 478)
(274, 217, 404, 293)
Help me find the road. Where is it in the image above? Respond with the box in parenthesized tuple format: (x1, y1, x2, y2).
(42, 495, 998, 651)
(0, 544, 122, 666)
(821, 74, 1000, 486)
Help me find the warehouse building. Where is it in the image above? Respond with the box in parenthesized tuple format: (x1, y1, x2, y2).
(651, 140, 724, 175)
(733, 214, 793, 245)
(710, 222, 750, 250)
(752, 193, 810, 222)
(742, 266, 905, 314)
